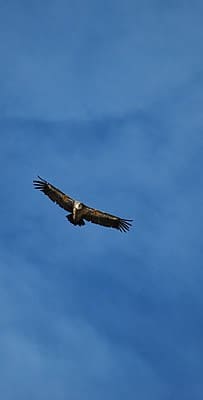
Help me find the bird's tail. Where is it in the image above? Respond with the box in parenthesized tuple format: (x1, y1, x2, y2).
(66, 214, 85, 227)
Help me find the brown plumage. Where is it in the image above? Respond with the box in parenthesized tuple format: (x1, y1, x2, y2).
(33, 176, 133, 232)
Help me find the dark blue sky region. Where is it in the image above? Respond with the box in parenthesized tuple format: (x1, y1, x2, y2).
(0, 1, 203, 399)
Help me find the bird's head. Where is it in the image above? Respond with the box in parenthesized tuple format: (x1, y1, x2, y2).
(74, 201, 83, 210)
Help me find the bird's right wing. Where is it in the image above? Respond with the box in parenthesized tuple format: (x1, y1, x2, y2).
(82, 205, 133, 232)
(33, 176, 74, 212)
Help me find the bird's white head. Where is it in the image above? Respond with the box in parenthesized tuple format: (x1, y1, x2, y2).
(74, 200, 83, 210)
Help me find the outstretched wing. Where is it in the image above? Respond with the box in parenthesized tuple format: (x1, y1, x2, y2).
(82, 206, 133, 232)
(33, 176, 74, 212)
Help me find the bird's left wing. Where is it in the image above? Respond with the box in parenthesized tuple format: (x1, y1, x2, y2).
(82, 205, 133, 232)
(33, 176, 74, 212)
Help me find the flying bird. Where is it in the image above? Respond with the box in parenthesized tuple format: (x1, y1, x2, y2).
(33, 176, 133, 232)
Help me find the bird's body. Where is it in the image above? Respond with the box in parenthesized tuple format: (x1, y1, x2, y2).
(33, 176, 133, 232)
(72, 200, 85, 225)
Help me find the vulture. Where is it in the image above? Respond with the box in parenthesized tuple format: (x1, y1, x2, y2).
(33, 176, 133, 232)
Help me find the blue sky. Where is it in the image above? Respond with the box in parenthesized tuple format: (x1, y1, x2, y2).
(0, 1, 203, 399)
